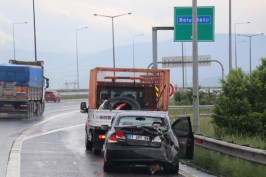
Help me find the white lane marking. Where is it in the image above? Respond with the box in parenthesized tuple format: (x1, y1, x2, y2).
(6, 111, 79, 177)
(179, 170, 195, 177)
(24, 124, 85, 140)
(46, 105, 76, 109)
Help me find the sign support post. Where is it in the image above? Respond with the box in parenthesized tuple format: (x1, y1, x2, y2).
(192, 0, 200, 134)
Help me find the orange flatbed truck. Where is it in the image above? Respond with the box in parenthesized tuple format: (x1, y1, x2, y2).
(80, 67, 172, 154)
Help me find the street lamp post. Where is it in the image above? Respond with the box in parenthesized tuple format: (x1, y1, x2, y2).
(229, 0, 232, 72)
(76, 27, 88, 89)
(238, 33, 264, 73)
(12, 22, 27, 60)
(93, 12, 132, 68)
(132, 34, 144, 69)
(235, 40, 246, 69)
(234, 22, 250, 68)
(32, 0, 37, 61)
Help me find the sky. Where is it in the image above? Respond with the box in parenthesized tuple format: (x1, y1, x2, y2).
(0, 0, 265, 56)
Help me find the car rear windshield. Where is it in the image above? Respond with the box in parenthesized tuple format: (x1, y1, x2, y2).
(117, 116, 169, 129)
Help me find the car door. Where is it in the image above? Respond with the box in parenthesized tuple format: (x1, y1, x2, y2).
(171, 116, 194, 159)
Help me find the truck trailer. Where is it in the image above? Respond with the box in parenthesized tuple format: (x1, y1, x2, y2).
(0, 60, 49, 118)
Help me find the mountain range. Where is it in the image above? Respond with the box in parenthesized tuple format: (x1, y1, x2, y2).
(0, 34, 265, 89)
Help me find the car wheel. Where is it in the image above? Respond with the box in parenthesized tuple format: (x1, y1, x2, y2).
(103, 160, 113, 172)
(85, 131, 92, 150)
(164, 162, 179, 174)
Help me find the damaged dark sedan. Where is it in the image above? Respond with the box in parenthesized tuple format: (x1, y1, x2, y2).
(102, 111, 194, 174)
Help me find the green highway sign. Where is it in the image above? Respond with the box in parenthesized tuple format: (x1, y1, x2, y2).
(174, 6, 215, 42)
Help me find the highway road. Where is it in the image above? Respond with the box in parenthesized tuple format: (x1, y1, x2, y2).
(1, 99, 215, 177)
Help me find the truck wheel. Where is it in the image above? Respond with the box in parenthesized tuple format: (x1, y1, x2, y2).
(103, 97, 141, 110)
(26, 104, 30, 118)
(31, 102, 34, 117)
(36, 103, 40, 116)
(85, 131, 92, 151)
(27, 102, 33, 118)
(40, 103, 45, 116)
(93, 149, 101, 155)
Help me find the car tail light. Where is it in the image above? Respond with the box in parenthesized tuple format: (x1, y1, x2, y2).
(108, 133, 117, 143)
(98, 135, 106, 140)
(196, 139, 203, 144)
(19, 105, 28, 109)
(115, 130, 125, 139)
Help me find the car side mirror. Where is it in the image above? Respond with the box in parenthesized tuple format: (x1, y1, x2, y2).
(80, 102, 88, 113)
(101, 125, 109, 131)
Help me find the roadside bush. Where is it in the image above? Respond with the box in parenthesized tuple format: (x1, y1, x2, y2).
(173, 88, 216, 105)
(173, 89, 193, 105)
(212, 58, 266, 137)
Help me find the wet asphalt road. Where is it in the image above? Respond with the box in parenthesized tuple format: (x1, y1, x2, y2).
(2, 99, 215, 177)
(20, 100, 184, 177)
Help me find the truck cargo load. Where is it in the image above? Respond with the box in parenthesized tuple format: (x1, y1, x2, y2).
(0, 60, 49, 118)
(0, 64, 43, 88)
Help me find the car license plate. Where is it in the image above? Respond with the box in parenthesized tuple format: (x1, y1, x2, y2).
(127, 134, 149, 141)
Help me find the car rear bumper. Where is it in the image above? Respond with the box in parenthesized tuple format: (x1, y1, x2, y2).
(104, 143, 178, 165)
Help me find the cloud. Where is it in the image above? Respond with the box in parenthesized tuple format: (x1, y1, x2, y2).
(0, 0, 265, 53)
(0, 12, 12, 44)
(0, 30, 12, 44)
(0, 11, 12, 24)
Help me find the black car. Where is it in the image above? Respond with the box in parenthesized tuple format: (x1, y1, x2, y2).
(102, 111, 194, 174)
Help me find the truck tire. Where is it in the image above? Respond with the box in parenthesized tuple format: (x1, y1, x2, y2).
(93, 149, 101, 155)
(31, 102, 34, 117)
(39, 103, 44, 116)
(27, 102, 33, 119)
(36, 103, 40, 116)
(103, 97, 141, 110)
(85, 130, 92, 151)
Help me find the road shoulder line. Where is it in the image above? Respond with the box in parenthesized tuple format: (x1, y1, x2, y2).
(5, 111, 78, 177)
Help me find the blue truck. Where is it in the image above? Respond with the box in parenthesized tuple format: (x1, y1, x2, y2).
(0, 60, 49, 118)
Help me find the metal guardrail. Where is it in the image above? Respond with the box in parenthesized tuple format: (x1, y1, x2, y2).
(168, 105, 266, 166)
(194, 134, 266, 165)
(56, 97, 265, 165)
(168, 105, 214, 109)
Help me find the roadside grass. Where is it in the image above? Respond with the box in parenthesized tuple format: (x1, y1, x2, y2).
(170, 106, 266, 176)
(60, 94, 88, 100)
(169, 108, 266, 149)
(192, 146, 266, 177)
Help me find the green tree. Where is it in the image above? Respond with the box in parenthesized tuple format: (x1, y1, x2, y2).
(212, 58, 266, 137)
